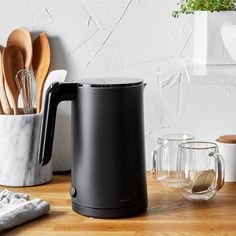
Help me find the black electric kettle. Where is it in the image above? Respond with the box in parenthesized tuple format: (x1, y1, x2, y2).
(38, 78, 147, 218)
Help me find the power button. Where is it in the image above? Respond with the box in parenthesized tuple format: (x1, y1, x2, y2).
(70, 185, 77, 198)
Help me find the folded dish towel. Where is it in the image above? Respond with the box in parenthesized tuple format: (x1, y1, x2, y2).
(0, 189, 50, 231)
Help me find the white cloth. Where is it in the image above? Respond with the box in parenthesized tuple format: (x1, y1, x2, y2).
(0, 189, 50, 231)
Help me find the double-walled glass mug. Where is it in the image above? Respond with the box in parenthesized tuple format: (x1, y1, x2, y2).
(152, 134, 195, 187)
(177, 142, 225, 201)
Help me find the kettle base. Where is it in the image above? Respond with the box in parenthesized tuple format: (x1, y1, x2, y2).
(72, 202, 147, 219)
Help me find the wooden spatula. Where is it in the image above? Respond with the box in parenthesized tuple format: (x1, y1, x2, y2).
(0, 50, 12, 114)
(32, 32, 51, 113)
(2, 46, 24, 115)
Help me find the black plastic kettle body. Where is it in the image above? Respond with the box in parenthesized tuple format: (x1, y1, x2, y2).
(38, 78, 147, 218)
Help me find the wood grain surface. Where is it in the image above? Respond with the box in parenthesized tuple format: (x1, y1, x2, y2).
(1, 173, 236, 236)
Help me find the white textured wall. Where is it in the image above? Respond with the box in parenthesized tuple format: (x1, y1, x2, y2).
(1, 0, 236, 170)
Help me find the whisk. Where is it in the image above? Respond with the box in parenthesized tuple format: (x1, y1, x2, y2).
(15, 69, 37, 114)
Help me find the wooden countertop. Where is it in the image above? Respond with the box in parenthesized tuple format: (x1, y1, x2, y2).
(1, 173, 236, 235)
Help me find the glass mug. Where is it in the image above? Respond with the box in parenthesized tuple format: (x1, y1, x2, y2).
(177, 142, 225, 201)
(152, 134, 195, 187)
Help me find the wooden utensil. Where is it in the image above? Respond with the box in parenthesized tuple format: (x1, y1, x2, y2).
(2, 46, 24, 115)
(0, 50, 12, 114)
(0, 101, 3, 114)
(7, 27, 32, 70)
(32, 32, 51, 113)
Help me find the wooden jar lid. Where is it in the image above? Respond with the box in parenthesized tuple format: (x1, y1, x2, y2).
(217, 135, 236, 144)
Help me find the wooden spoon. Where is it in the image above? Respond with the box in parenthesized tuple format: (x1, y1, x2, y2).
(7, 27, 32, 70)
(0, 50, 12, 114)
(32, 32, 51, 113)
(2, 46, 24, 115)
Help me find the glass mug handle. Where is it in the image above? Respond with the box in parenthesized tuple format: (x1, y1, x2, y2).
(209, 152, 225, 190)
(151, 144, 168, 179)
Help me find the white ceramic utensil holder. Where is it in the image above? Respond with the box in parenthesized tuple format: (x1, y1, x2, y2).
(0, 113, 52, 186)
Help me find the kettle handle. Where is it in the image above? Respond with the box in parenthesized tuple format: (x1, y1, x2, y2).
(38, 82, 77, 166)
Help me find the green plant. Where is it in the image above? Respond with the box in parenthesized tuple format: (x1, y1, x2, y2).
(172, 0, 236, 17)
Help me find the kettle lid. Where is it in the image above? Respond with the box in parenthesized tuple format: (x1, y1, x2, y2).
(77, 78, 143, 88)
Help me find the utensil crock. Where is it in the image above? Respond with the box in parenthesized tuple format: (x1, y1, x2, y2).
(0, 112, 52, 186)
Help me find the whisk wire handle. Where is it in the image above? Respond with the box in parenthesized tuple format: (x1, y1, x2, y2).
(15, 69, 37, 114)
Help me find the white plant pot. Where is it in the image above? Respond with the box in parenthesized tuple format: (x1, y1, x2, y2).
(221, 25, 236, 63)
(194, 11, 236, 65)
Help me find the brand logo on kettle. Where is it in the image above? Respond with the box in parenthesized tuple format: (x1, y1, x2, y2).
(120, 198, 131, 202)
